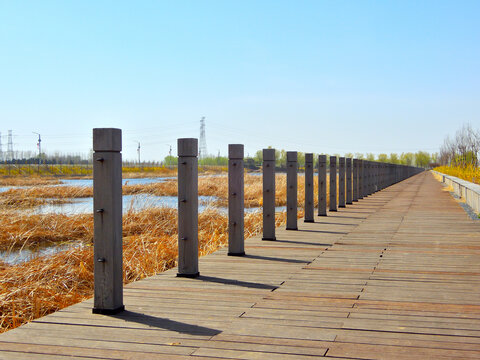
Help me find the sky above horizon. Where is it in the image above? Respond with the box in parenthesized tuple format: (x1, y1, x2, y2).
(1, 0, 479, 161)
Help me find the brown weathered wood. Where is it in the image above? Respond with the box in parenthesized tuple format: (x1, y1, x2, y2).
(346, 157, 352, 204)
(228, 144, 245, 256)
(339, 157, 346, 208)
(329, 156, 337, 211)
(262, 148, 276, 240)
(177, 138, 199, 277)
(286, 151, 298, 230)
(318, 155, 327, 216)
(304, 153, 314, 222)
(92, 128, 124, 314)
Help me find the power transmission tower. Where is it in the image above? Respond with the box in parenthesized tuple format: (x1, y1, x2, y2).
(7, 130, 13, 161)
(33, 132, 41, 168)
(137, 142, 141, 164)
(165, 144, 172, 166)
(199, 116, 207, 159)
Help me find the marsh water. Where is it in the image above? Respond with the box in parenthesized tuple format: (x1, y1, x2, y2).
(1, 175, 285, 265)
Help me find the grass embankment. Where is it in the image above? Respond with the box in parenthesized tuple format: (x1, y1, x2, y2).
(434, 165, 480, 185)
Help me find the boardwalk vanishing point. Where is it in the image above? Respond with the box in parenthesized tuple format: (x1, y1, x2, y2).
(1, 171, 480, 359)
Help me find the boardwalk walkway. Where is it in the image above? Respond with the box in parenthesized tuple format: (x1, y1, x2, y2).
(1, 172, 480, 359)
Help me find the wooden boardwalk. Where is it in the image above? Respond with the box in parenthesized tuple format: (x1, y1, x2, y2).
(1, 171, 480, 359)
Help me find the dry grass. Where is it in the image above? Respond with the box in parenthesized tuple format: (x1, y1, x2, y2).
(0, 177, 61, 187)
(0, 207, 287, 333)
(0, 171, 333, 333)
(0, 186, 91, 210)
(0, 211, 93, 251)
(431, 171, 455, 193)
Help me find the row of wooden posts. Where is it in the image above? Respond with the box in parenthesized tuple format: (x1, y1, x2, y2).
(91, 128, 423, 314)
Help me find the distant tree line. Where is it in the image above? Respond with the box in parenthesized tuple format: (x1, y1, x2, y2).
(1, 151, 90, 165)
(250, 148, 435, 169)
(161, 155, 228, 167)
(439, 124, 479, 167)
(160, 148, 437, 170)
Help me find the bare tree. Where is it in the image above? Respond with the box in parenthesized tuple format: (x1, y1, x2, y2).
(439, 124, 479, 167)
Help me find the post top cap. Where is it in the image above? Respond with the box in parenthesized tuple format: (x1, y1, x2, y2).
(287, 151, 297, 162)
(178, 138, 198, 157)
(263, 148, 275, 161)
(318, 154, 327, 161)
(305, 153, 313, 162)
(93, 128, 122, 151)
(229, 144, 244, 159)
(330, 155, 337, 162)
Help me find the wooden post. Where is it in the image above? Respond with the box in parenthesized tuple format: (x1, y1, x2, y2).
(177, 138, 199, 278)
(318, 155, 327, 216)
(228, 144, 244, 256)
(382, 163, 386, 190)
(346, 158, 352, 204)
(353, 159, 358, 202)
(286, 151, 298, 230)
(363, 160, 369, 197)
(370, 162, 374, 194)
(92, 128, 124, 314)
(366, 161, 371, 195)
(358, 160, 364, 199)
(329, 156, 337, 211)
(304, 153, 314, 222)
(338, 157, 345, 208)
(262, 149, 276, 241)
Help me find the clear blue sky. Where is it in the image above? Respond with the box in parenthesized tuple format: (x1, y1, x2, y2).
(1, 0, 479, 161)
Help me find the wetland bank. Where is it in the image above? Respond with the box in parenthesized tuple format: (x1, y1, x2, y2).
(0, 169, 321, 332)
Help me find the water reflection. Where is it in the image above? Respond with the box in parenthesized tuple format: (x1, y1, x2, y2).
(0, 242, 82, 265)
(1, 176, 288, 265)
(59, 177, 172, 187)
